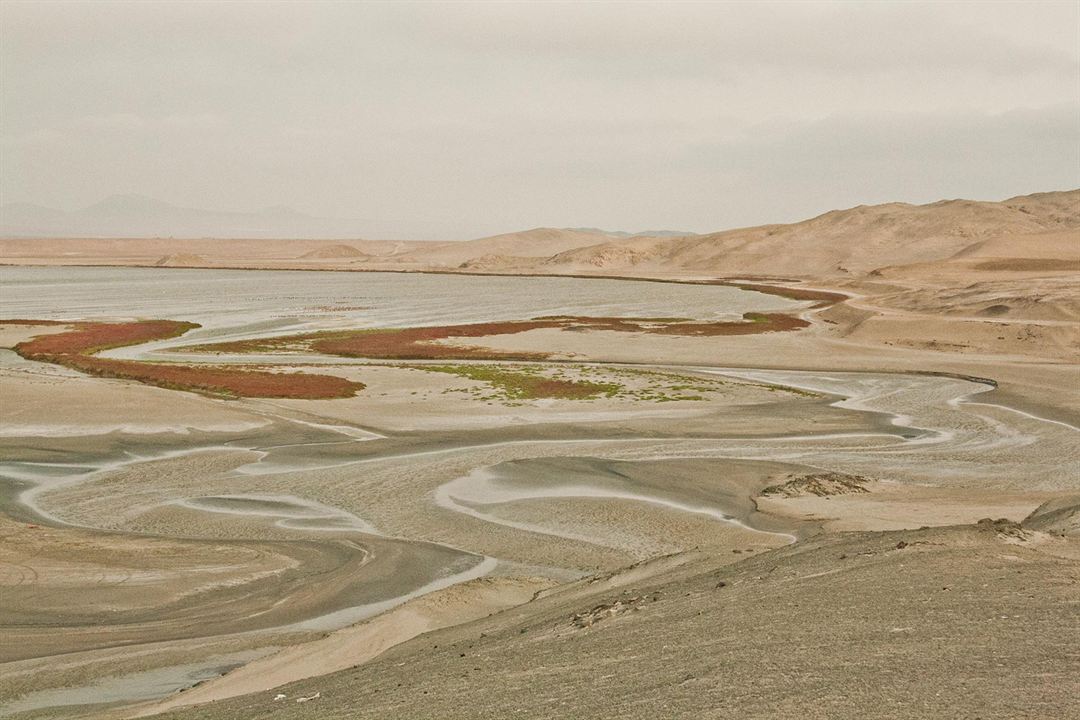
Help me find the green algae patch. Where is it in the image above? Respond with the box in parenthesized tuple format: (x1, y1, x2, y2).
(424, 364, 622, 400)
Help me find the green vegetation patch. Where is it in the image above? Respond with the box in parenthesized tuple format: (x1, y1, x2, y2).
(423, 364, 622, 400)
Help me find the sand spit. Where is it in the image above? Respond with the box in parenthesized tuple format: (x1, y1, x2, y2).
(433, 458, 799, 547)
(173, 495, 378, 533)
(1, 650, 272, 717)
(10, 319, 365, 399)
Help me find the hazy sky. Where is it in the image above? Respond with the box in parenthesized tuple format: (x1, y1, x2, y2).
(2, 1, 1077, 239)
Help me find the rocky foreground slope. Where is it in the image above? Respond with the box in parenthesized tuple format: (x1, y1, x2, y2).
(156, 518, 1079, 720)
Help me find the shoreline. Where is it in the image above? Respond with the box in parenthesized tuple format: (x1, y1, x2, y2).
(0, 260, 850, 307)
(2, 258, 1076, 718)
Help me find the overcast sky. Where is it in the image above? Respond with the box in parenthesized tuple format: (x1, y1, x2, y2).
(1, 1, 1077, 239)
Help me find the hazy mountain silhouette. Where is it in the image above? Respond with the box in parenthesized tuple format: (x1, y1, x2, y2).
(0, 194, 371, 239)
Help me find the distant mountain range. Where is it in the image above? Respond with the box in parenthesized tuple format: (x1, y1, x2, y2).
(566, 227, 697, 239)
(0, 195, 372, 240)
(0, 195, 696, 241)
(1, 190, 1076, 281)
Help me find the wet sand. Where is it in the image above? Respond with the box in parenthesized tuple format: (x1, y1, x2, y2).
(0, 267, 1076, 718)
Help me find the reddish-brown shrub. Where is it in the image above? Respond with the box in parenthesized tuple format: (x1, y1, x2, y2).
(15, 319, 363, 399)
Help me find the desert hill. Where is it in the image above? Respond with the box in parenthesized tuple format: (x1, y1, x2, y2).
(2, 190, 1076, 283)
(390, 227, 621, 266)
(154, 253, 208, 267)
(298, 244, 371, 260)
(322, 190, 1080, 278)
(543, 239, 662, 268)
(456, 254, 541, 270)
(529, 190, 1080, 278)
(0, 236, 420, 266)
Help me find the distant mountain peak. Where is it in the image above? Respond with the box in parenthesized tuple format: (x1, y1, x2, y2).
(88, 193, 177, 213)
(565, 227, 697, 238)
(0, 195, 369, 239)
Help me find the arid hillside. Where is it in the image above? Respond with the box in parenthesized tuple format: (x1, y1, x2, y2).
(3, 190, 1076, 281)
(0, 236, 422, 267)
(534, 190, 1080, 278)
(384, 227, 629, 266)
(155, 520, 1080, 720)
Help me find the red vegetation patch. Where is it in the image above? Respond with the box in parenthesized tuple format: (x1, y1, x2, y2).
(15, 319, 363, 399)
(17, 320, 197, 357)
(713, 283, 847, 308)
(62, 356, 361, 399)
(541, 313, 810, 336)
(312, 321, 562, 360)
(191, 312, 811, 361)
(648, 312, 810, 335)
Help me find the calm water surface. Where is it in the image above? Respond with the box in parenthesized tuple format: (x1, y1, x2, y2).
(0, 266, 797, 348)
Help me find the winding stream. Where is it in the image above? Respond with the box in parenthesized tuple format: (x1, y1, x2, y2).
(2, 266, 1077, 714)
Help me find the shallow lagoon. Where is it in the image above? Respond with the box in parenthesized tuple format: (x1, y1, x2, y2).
(0, 266, 797, 344)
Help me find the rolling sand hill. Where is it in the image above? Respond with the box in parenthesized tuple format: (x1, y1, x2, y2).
(154, 253, 209, 268)
(456, 254, 541, 270)
(4, 191, 1076, 281)
(387, 227, 625, 266)
(542, 239, 664, 268)
(297, 244, 372, 260)
(532, 190, 1080, 278)
(0, 237, 420, 267)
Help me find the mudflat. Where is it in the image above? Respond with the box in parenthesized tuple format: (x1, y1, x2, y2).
(1, 190, 1077, 719)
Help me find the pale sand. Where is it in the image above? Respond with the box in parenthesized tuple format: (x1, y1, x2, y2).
(135, 575, 551, 714)
(0, 323, 73, 347)
(0, 368, 271, 437)
(757, 481, 1057, 532)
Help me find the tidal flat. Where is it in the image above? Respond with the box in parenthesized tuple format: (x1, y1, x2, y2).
(0, 266, 1076, 719)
